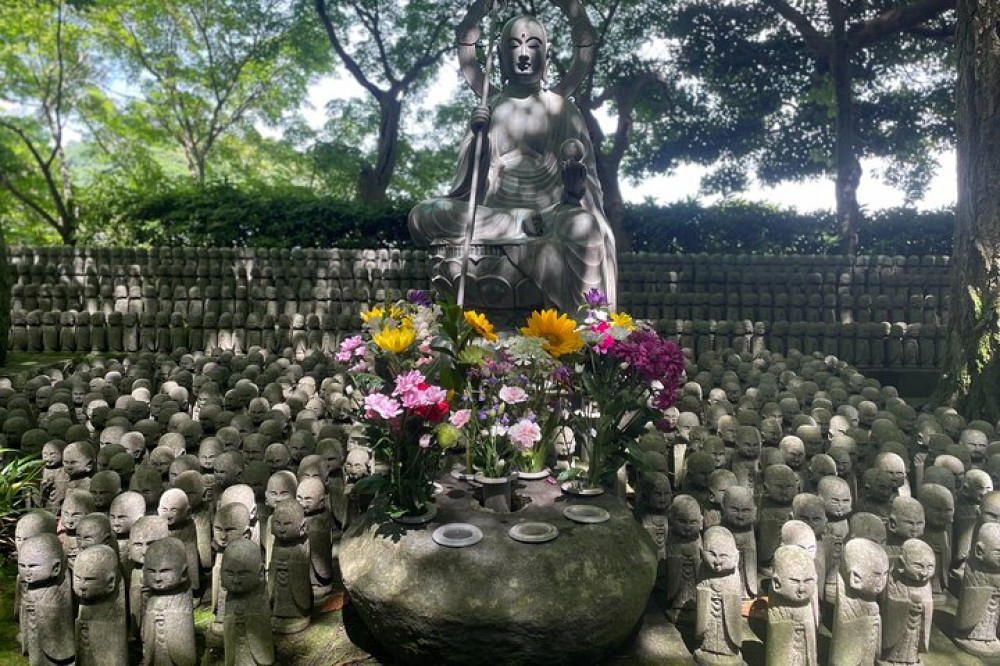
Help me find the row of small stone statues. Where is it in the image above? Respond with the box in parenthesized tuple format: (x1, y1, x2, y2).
(5, 310, 953, 372)
(627, 347, 1000, 664)
(11, 349, 375, 666)
(8, 309, 366, 355)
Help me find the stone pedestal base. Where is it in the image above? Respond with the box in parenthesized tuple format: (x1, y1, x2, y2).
(340, 475, 657, 665)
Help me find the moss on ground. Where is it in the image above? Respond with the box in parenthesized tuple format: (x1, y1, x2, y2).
(0, 563, 26, 666)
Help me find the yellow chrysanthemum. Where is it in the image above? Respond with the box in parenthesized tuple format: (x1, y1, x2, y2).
(360, 306, 385, 323)
(464, 310, 498, 342)
(389, 305, 406, 320)
(373, 324, 416, 353)
(610, 311, 636, 331)
(520, 309, 583, 358)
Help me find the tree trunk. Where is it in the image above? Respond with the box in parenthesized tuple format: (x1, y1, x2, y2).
(935, 0, 1000, 421)
(0, 223, 9, 365)
(597, 162, 628, 252)
(830, 4, 862, 256)
(357, 93, 402, 203)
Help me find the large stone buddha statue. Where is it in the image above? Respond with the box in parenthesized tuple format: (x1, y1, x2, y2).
(408, 13, 617, 314)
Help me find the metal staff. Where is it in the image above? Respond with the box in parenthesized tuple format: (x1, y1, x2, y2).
(456, 0, 506, 310)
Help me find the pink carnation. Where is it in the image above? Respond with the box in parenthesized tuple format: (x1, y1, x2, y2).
(400, 383, 448, 409)
(507, 419, 541, 449)
(419, 434, 433, 449)
(337, 335, 365, 362)
(363, 393, 402, 420)
(498, 386, 529, 404)
(450, 409, 472, 428)
(392, 369, 426, 397)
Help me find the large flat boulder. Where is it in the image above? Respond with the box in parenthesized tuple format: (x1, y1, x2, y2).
(340, 477, 658, 665)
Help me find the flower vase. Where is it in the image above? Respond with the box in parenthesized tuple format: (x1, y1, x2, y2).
(474, 472, 514, 512)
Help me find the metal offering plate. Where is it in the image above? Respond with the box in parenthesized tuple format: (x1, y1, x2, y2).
(508, 522, 559, 543)
(432, 522, 484, 548)
(560, 481, 605, 497)
(563, 504, 611, 524)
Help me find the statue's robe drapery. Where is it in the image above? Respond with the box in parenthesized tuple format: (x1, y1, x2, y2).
(142, 589, 196, 666)
(409, 87, 617, 312)
(830, 576, 882, 666)
(954, 566, 1000, 640)
(20, 574, 75, 665)
(881, 576, 932, 665)
(224, 588, 275, 666)
(695, 570, 743, 660)
(766, 602, 818, 666)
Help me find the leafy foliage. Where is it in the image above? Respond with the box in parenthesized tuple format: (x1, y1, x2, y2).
(624, 199, 954, 255)
(0, 450, 43, 556)
(112, 182, 414, 248)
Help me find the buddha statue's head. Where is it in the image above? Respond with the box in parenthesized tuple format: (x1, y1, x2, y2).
(500, 15, 548, 87)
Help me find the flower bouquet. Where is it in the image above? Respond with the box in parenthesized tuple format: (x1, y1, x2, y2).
(339, 288, 684, 515)
(561, 290, 686, 491)
(338, 293, 463, 519)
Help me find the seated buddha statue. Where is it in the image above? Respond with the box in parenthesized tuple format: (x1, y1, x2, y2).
(408, 14, 617, 313)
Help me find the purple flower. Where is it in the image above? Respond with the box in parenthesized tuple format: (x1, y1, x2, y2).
(610, 329, 685, 408)
(408, 289, 432, 307)
(584, 289, 608, 307)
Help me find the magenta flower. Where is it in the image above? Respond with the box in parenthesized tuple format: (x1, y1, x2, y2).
(507, 419, 541, 449)
(364, 393, 402, 420)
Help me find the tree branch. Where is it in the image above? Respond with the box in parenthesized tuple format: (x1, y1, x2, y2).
(0, 172, 60, 231)
(758, 0, 831, 58)
(315, 0, 384, 100)
(848, 0, 956, 49)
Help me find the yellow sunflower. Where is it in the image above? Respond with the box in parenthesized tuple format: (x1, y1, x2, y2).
(373, 324, 416, 353)
(520, 309, 583, 358)
(610, 311, 636, 331)
(360, 305, 385, 323)
(463, 310, 498, 342)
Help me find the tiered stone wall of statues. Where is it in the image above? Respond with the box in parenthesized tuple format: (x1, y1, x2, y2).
(5, 246, 951, 370)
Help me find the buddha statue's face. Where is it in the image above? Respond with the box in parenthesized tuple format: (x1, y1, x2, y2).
(143, 551, 186, 593)
(821, 482, 852, 518)
(922, 495, 954, 530)
(501, 17, 548, 86)
(702, 534, 738, 575)
(795, 502, 828, 537)
(158, 490, 190, 527)
(73, 560, 116, 601)
(18, 542, 62, 585)
(723, 492, 756, 529)
(76, 519, 112, 550)
(889, 504, 925, 540)
(271, 504, 305, 541)
(222, 552, 261, 595)
(772, 556, 816, 604)
(898, 547, 935, 585)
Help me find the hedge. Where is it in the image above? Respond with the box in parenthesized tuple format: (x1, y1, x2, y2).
(112, 185, 956, 256)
